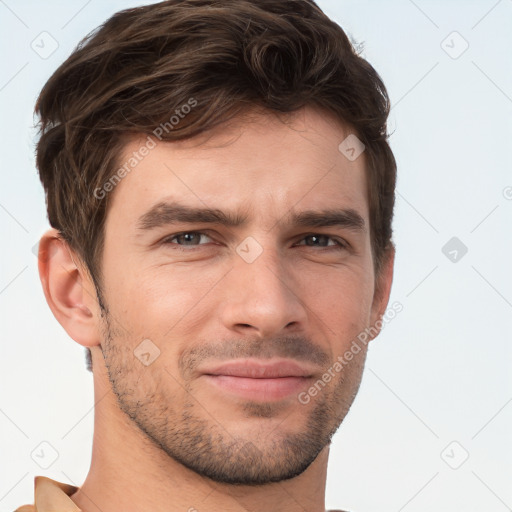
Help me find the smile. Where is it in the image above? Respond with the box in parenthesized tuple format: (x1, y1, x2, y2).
(200, 359, 315, 401)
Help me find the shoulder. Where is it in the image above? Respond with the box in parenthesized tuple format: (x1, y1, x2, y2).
(13, 506, 36, 512)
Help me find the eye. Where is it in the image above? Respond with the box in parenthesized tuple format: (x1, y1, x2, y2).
(295, 234, 347, 249)
(159, 231, 347, 252)
(161, 231, 213, 247)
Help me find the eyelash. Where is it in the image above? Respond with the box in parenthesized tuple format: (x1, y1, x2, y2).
(160, 231, 348, 251)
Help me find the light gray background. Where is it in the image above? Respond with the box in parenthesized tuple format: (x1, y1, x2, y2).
(1, 1, 511, 511)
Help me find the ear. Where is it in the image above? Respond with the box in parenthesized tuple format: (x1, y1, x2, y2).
(368, 245, 395, 339)
(37, 228, 102, 348)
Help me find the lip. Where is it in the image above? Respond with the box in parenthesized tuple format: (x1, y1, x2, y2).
(201, 359, 315, 379)
(199, 359, 315, 401)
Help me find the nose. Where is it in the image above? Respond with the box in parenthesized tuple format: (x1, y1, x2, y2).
(218, 244, 308, 338)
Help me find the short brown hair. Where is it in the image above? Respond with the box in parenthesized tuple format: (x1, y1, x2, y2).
(35, 0, 396, 369)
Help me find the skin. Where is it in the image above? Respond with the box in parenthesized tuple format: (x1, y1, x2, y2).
(38, 105, 394, 512)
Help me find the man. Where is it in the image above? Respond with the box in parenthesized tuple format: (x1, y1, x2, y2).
(17, 0, 396, 510)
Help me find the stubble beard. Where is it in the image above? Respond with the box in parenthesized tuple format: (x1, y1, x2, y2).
(100, 312, 367, 486)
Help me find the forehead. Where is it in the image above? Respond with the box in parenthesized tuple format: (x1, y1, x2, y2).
(105, 106, 369, 230)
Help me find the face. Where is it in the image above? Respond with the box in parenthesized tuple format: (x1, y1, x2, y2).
(98, 106, 390, 485)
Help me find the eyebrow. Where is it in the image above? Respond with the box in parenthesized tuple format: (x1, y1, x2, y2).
(136, 201, 366, 233)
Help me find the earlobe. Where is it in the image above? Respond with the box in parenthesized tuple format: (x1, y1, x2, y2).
(37, 228, 101, 349)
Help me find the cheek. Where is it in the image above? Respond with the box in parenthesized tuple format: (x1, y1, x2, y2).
(304, 265, 375, 346)
(111, 264, 220, 336)
(303, 260, 370, 336)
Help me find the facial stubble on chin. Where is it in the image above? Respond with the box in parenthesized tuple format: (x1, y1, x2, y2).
(100, 311, 367, 486)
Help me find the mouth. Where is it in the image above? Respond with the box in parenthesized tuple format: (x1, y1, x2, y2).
(200, 359, 315, 401)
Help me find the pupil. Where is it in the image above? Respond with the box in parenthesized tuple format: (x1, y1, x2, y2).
(308, 235, 324, 246)
(183, 233, 197, 244)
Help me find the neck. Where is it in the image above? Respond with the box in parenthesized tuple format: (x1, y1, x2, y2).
(70, 357, 330, 512)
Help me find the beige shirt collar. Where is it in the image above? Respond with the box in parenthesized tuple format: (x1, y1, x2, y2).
(16, 475, 348, 512)
(15, 476, 81, 512)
